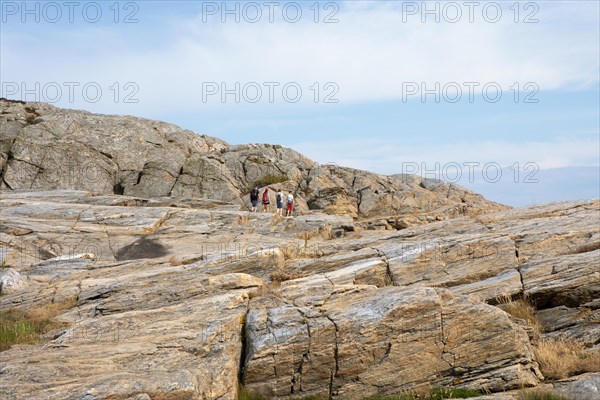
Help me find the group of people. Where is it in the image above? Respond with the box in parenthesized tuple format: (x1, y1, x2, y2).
(250, 187, 295, 216)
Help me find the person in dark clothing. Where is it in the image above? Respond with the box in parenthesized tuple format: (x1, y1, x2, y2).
(250, 187, 259, 212)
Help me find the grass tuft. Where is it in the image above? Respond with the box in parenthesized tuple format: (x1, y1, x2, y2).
(534, 338, 600, 380)
(270, 265, 304, 282)
(0, 297, 76, 351)
(516, 389, 567, 400)
(238, 385, 264, 400)
(496, 295, 541, 338)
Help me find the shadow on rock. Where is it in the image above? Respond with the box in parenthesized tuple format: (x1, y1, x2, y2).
(116, 237, 169, 261)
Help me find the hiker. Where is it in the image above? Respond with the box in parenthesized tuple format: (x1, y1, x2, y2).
(276, 189, 284, 216)
(286, 191, 294, 217)
(262, 187, 270, 213)
(250, 186, 259, 212)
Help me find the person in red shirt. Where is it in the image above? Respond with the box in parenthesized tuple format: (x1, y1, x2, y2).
(286, 191, 294, 217)
(262, 188, 270, 213)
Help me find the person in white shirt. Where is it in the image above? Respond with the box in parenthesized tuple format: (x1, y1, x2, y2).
(285, 191, 294, 217)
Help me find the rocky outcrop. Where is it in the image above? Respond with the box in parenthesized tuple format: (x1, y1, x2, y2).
(244, 286, 540, 398)
(1, 190, 598, 399)
(0, 101, 598, 399)
(0, 99, 506, 221)
(1, 270, 261, 400)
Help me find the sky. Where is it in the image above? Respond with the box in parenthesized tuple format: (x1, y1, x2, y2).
(1, 0, 599, 206)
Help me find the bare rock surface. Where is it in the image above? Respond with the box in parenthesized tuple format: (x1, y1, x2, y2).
(243, 286, 540, 398)
(1, 190, 598, 398)
(554, 373, 600, 400)
(1, 99, 506, 221)
(0, 101, 598, 399)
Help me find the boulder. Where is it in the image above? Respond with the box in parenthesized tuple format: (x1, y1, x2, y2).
(0, 267, 27, 293)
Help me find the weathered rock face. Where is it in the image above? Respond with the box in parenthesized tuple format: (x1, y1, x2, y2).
(1, 190, 598, 399)
(0, 99, 506, 220)
(555, 373, 600, 400)
(2, 270, 260, 400)
(243, 286, 540, 399)
(0, 101, 598, 399)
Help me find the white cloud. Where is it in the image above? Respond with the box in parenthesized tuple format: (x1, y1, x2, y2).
(1, 1, 598, 114)
(291, 136, 600, 174)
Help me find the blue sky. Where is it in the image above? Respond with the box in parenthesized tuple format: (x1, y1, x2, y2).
(1, 1, 599, 206)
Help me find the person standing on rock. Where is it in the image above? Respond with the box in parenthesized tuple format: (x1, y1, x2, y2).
(276, 189, 284, 216)
(250, 187, 260, 212)
(286, 191, 294, 217)
(262, 187, 270, 213)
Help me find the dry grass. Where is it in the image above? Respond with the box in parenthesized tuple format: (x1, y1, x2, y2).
(280, 242, 327, 260)
(496, 295, 599, 380)
(534, 338, 600, 380)
(280, 243, 301, 260)
(377, 273, 395, 287)
(248, 281, 281, 300)
(26, 297, 77, 322)
(319, 224, 333, 240)
(296, 224, 333, 243)
(270, 265, 304, 282)
(237, 214, 250, 226)
(496, 295, 541, 337)
(0, 297, 77, 351)
(169, 255, 204, 266)
(516, 389, 567, 400)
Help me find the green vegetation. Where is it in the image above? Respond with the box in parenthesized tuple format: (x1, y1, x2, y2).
(0, 299, 75, 351)
(238, 386, 265, 400)
(254, 173, 288, 188)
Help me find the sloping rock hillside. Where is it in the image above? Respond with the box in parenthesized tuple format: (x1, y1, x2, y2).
(0, 190, 598, 399)
(0, 101, 598, 400)
(0, 99, 506, 220)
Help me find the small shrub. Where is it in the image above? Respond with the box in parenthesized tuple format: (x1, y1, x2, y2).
(25, 113, 37, 124)
(254, 174, 288, 188)
(280, 243, 300, 260)
(534, 338, 600, 380)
